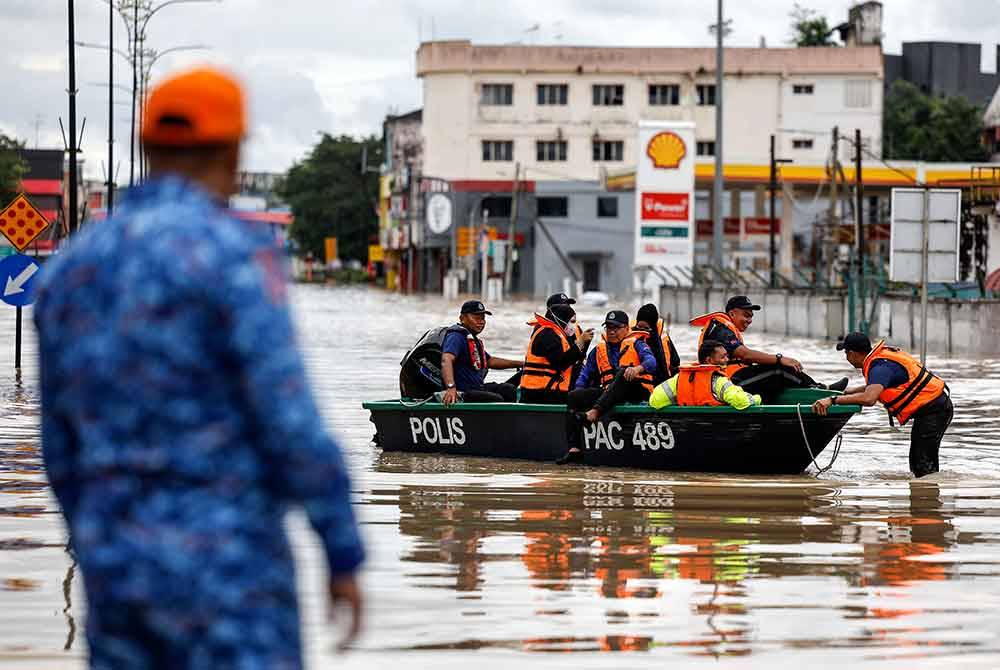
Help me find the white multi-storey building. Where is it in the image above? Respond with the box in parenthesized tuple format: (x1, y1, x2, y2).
(418, 40, 884, 183)
(414, 40, 883, 297)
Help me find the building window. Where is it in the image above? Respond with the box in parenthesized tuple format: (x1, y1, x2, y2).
(793, 84, 815, 95)
(592, 140, 624, 161)
(480, 83, 513, 106)
(844, 80, 872, 108)
(592, 84, 624, 106)
(648, 84, 680, 106)
(597, 196, 618, 218)
(537, 83, 568, 105)
(696, 141, 715, 157)
(536, 140, 568, 162)
(537, 196, 568, 217)
(482, 140, 513, 162)
(480, 196, 512, 218)
(792, 138, 814, 150)
(696, 84, 716, 106)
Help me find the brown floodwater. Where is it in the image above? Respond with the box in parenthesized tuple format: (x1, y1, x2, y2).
(3, 285, 1000, 668)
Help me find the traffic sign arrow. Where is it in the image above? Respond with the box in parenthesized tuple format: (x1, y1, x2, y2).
(4, 263, 38, 296)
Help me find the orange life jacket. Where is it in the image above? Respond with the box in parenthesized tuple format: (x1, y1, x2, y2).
(689, 311, 745, 377)
(595, 330, 655, 393)
(861, 340, 946, 426)
(528, 315, 583, 343)
(675, 364, 727, 407)
(630, 317, 674, 374)
(520, 314, 573, 393)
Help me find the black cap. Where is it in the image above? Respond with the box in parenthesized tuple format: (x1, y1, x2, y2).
(546, 292, 576, 307)
(836, 332, 872, 353)
(460, 300, 492, 316)
(725, 295, 761, 312)
(602, 310, 629, 327)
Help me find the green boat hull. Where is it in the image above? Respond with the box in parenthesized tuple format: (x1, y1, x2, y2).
(363, 389, 859, 475)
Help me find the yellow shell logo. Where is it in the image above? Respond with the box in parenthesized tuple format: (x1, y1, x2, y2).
(646, 131, 686, 169)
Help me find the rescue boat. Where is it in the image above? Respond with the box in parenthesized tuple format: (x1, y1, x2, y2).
(363, 388, 860, 475)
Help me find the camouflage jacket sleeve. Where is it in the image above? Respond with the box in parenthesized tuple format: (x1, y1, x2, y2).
(216, 238, 365, 576)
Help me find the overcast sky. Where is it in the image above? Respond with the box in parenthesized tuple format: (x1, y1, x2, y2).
(3, 0, 999, 179)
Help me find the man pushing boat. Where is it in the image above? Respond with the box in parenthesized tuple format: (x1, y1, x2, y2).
(812, 332, 953, 478)
(690, 295, 848, 402)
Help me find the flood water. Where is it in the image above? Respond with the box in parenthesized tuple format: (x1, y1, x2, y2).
(3, 284, 1000, 668)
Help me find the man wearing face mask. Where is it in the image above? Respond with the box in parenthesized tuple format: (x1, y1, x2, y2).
(520, 303, 593, 404)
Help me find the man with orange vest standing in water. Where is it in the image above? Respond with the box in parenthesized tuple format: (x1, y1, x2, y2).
(812, 332, 953, 477)
(557, 310, 658, 463)
(691, 295, 847, 401)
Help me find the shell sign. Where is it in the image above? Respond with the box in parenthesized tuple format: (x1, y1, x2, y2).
(646, 131, 687, 169)
(634, 121, 695, 276)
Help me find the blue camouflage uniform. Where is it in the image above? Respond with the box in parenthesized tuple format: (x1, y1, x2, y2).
(34, 176, 364, 669)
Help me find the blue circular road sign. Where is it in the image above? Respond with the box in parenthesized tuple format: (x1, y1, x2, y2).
(0, 253, 42, 307)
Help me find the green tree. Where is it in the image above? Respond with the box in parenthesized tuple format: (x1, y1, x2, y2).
(789, 3, 838, 47)
(0, 134, 28, 207)
(280, 134, 381, 262)
(883, 80, 988, 162)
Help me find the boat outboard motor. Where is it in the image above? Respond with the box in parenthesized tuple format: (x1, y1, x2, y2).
(399, 326, 449, 399)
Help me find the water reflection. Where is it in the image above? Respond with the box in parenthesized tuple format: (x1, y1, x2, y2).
(5, 287, 1000, 666)
(377, 454, 983, 656)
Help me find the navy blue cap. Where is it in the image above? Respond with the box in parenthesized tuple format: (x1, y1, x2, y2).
(602, 310, 629, 327)
(460, 300, 492, 316)
(546, 292, 576, 307)
(726, 295, 761, 312)
(836, 332, 872, 353)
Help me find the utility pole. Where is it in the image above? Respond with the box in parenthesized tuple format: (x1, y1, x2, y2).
(67, 0, 79, 235)
(407, 161, 419, 294)
(130, 0, 138, 187)
(769, 134, 793, 288)
(826, 126, 840, 284)
(855, 128, 865, 332)
(107, 0, 115, 214)
(504, 161, 520, 295)
(712, 0, 725, 268)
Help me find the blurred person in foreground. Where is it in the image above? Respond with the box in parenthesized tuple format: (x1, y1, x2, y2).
(33, 67, 364, 669)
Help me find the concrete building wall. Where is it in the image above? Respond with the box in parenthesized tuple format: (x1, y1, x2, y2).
(533, 181, 635, 299)
(659, 284, 1000, 356)
(886, 42, 1000, 107)
(418, 42, 884, 182)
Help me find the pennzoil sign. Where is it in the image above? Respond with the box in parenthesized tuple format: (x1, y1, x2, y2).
(646, 131, 687, 169)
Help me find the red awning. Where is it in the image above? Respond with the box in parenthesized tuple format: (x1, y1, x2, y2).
(20, 179, 63, 196)
(228, 210, 293, 226)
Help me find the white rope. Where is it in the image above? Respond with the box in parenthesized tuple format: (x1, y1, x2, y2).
(796, 403, 843, 476)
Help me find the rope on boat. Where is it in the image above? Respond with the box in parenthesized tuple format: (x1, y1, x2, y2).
(796, 403, 843, 476)
(399, 395, 435, 408)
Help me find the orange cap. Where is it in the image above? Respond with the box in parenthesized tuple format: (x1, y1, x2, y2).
(141, 67, 246, 147)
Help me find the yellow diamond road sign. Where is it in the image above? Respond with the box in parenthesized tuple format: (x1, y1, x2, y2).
(0, 194, 51, 251)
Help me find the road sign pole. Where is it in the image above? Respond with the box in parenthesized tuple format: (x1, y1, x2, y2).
(14, 306, 21, 371)
(920, 188, 930, 365)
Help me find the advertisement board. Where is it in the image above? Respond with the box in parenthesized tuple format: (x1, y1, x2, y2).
(634, 121, 696, 277)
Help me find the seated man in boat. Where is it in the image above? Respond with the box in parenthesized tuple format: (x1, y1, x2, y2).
(519, 303, 593, 405)
(557, 310, 657, 463)
(634, 303, 680, 384)
(441, 300, 523, 405)
(812, 332, 953, 478)
(690, 295, 847, 402)
(649, 340, 762, 409)
(519, 293, 594, 390)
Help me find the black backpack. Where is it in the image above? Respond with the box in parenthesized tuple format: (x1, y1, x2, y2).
(399, 326, 450, 399)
